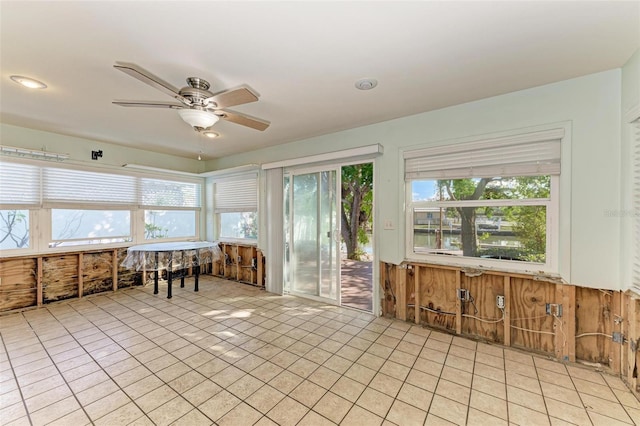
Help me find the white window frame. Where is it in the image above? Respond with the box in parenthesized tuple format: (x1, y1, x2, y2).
(0, 158, 203, 256)
(631, 115, 640, 295)
(211, 168, 259, 244)
(403, 128, 563, 275)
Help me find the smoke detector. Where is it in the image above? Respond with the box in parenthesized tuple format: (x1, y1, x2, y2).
(355, 78, 378, 90)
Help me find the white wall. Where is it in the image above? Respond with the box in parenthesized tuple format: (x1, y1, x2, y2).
(620, 49, 640, 289)
(211, 70, 624, 289)
(0, 124, 204, 173)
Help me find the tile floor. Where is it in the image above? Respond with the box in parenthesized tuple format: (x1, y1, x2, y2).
(1, 276, 638, 426)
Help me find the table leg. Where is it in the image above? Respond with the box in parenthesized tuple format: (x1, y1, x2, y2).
(154, 252, 159, 295)
(180, 251, 185, 288)
(194, 249, 200, 292)
(167, 252, 173, 299)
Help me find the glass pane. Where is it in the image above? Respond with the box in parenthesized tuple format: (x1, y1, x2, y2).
(219, 212, 257, 239)
(145, 210, 196, 239)
(319, 170, 338, 300)
(0, 209, 29, 250)
(50, 209, 130, 247)
(413, 205, 546, 263)
(291, 173, 319, 296)
(412, 176, 550, 202)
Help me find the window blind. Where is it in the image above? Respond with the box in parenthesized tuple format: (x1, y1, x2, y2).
(0, 161, 41, 207)
(140, 178, 201, 208)
(404, 128, 564, 180)
(44, 167, 137, 205)
(633, 119, 640, 294)
(214, 177, 258, 213)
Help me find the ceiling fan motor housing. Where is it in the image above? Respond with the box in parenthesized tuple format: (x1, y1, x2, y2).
(180, 78, 215, 107)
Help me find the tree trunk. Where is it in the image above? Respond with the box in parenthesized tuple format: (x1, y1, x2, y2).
(459, 206, 478, 257)
(341, 186, 363, 260)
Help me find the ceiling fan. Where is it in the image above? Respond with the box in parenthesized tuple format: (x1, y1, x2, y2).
(112, 62, 270, 133)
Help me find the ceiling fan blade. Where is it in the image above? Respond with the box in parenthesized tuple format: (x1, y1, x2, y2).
(114, 62, 190, 105)
(113, 100, 184, 109)
(205, 86, 259, 109)
(217, 110, 270, 131)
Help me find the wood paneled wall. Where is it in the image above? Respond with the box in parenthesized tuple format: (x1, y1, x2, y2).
(380, 261, 640, 397)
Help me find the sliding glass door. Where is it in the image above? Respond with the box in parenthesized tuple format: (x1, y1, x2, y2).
(284, 168, 340, 303)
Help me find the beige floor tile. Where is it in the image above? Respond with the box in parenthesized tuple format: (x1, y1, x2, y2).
(227, 373, 264, 399)
(470, 389, 507, 420)
(266, 396, 309, 426)
(195, 357, 230, 377)
(0, 401, 27, 424)
(358, 352, 386, 370)
(289, 379, 327, 408)
(308, 365, 341, 389)
(471, 375, 506, 399)
(506, 370, 542, 394)
(397, 382, 433, 410)
(424, 413, 457, 425)
(389, 347, 418, 366)
(573, 376, 618, 402)
(475, 342, 504, 358)
(545, 398, 592, 425)
(123, 374, 164, 400)
(588, 411, 635, 426)
(507, 384, 547, 413)
(297, 410, 335, 426)
(428, 394, 468, 425)
(245, 384, 286, 413)
(330, 376, 366, 403)
(46, 408, 92, 426)
(466, 407, 508, 426)
(93, 402, 145, 426)
(198, 389, 241, 421)
(581, 392, 634, 423)
(136, 385, 179, 413)
(211, 365, 245, 388)
(29, 395, 82, 425)
(566, 365, 607, 385)
(537, 367, 575, 389)
(356, 387, 394, 418)
(345, 362, 377, 385)
(147, 396, 193, 426)
(540, 381, 583, 407)
(379, 360, 410, 381)
(24, 384, 73, 413)
(369, 372, 403, 397)
(448, 344, 476, 361)
(405, 369, 439, 392)
(268, 370, 304, 394)
(367, 343, 394, 359)
(435, 379, 470, 405)
(386, 398, 427, 425)
(288, 357, 320, 379)
(508, 402, 551, 425)
(440, 365, 473, 387)
(171, 408, 213, 426)
(313, 391, 352, 423)
(217, 402, 263, 426)
(342, 404, 383, 425)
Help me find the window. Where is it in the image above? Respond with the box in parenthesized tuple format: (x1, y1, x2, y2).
(145, 210, 196, 239)
(0, 159, 203, 253)
(214, 173, 258, 241)
(50, 209, 131, 247)
(141, 178, 200, 241)
(0, 209, 30, 250)
(405, 128, 563, 271)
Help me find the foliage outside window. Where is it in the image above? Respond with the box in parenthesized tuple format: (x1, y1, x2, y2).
(145, 210, 196, 240)
(50, 209, 131, 247)
(220, 212, 257, 240)
(409, 176, 551, 264)
(0, 209, 29, 250)
(341, 163, 373, 261)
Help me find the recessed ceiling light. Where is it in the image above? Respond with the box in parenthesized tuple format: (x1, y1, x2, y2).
(203, 131, 219, 139)
(355, 78, 378, 90)
(10, 75, 47, 89)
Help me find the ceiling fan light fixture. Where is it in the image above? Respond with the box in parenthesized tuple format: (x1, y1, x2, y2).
(178, 109, 219, 128)
(10, 75, 47, 89)
(203, 131, 219, 139)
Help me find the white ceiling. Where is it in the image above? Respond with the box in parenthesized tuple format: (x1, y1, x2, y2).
(1, 1, 638, 160)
